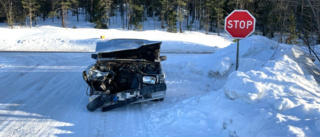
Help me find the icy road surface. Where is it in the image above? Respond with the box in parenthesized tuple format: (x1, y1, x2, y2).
(0, 52, 215, 137)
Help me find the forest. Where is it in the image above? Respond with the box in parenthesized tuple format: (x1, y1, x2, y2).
(0, 0, 319, 45)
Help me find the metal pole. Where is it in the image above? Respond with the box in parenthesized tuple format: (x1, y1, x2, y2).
(236, 39, 239, 70)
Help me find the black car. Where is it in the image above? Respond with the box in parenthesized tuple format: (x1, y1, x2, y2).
(82, 39, 167, 111)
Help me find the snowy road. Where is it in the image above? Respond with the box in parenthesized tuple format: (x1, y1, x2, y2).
(0, 52, 216, 137)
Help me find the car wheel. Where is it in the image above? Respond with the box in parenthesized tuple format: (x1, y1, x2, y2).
(87, 95, 105, 111)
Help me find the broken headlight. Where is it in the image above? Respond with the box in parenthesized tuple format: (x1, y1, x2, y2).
(89, 69, 114, 81)
(89, 70, 104, 78)
(143, 76, 156, 84)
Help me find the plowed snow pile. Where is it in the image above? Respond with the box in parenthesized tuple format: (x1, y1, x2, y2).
(147, 36, 320, 137)
(0, 27, 231, 53)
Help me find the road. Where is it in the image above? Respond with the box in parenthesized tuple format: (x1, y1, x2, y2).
(0, 52, 215, 137)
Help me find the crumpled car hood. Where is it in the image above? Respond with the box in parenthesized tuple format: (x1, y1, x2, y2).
(96, 39, 162, 62)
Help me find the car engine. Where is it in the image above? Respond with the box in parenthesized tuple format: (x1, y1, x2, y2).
(84, 61, 161, 95)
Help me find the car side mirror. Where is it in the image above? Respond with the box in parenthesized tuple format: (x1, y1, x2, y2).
(160, 56, 167, 61)
(91, 54, 98, 59)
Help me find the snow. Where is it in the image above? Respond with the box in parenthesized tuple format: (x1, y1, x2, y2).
(1, 15, 320, 137)
(0, 26, 231, 53)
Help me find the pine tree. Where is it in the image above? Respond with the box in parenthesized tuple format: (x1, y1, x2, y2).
(99, 0, 113, 29)
(177, 0, 186, 33)
(130, 0, 143, 30)
(37, 0, 52, 21)
(150, 0, 160, 29)
(0, 0, 14, 28)
(287, 10, 298, 44)
(160, 0, 169, 29)
(119, 0, 125, 28)
(167, 0, 177, 33)
(22, 0, 40, 28)
(203, 0, 212, 34)
(213, 0, 225, 36)
(49, 0, 78, 28)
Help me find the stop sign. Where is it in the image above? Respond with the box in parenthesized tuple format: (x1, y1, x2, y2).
(225, 10, 256, 39)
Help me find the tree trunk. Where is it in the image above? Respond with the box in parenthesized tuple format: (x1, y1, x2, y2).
(120, 0, 124, 29)
(77, 8, 79, 22)
(29, 1, 32, 28)
(299, 0, 304, 38)
(128, 3, 130, 30)
(43, 14, 46, 21)
(186, 11, 189, 30)
(217, 15, 220, 36)
(205, 10, 209, 34)
(179, 4, 182, 33)
(91, 0, 93, 21)
(52, 0, 55, 22)
(262, 24, 266, 36)
(125, 0, 128, 29)
(191, 0, 195, 24)
(34, 13, 37, 26)
(85, 0, 88, 21)
(8, 1, 13, 28)
(161, 12, 164, 29)
(194, 0, 197, 30)
(62, 8, 65, 28)
(179, 21, 182, 33)
(199, 0, 201, 30)
(166, 1, 169, 26)
(105, 0, 108, 29)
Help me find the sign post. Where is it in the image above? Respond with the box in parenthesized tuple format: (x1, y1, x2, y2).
(224, 10, 256, 70)
(236, 39, 239, 70)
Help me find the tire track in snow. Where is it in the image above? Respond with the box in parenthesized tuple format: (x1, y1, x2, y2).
(92, 103, 155, 137)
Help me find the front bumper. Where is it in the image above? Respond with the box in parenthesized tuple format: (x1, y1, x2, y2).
(87, 83, 166, 111)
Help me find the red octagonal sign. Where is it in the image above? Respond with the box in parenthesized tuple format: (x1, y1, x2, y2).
(225, 10, 256, 39)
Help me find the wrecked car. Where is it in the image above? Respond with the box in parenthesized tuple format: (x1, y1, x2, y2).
(82, 39, 167, 112)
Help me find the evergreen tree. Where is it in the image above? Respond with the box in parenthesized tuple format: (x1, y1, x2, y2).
(130, 0, 143, 30)
(287, 10, 298, 44)
(203, 0, 212, 34)
(99, 0, 113, 29)
(0, 0, 14, 28)
(160, 0, 169, 29)
(119, 0, 125, 28)
(167, 0, 177, 32)
(21, 0, 40, 28)
(177, 0, 186, 33)
(213, 0, 225, 36)
(150, 0, 161, 29)
(50, 0, 78, 28)
(37, 0, 52, 21)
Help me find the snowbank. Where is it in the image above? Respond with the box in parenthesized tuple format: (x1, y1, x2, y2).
(213, 36, 320, 136)
(0, 26, 231, 53)
(147, 35, 320, 137)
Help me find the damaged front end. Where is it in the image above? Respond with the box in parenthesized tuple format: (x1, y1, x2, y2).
(82, 39, 167, 112)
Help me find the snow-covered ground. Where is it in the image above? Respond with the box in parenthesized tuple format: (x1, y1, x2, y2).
(0, 26, 231, 53)
(0, 14, 231, 53)
(1, 14, 320, 137)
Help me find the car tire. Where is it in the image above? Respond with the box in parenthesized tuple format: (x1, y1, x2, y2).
(153, 98, 164, 101)
(87, 95, 105, 111)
